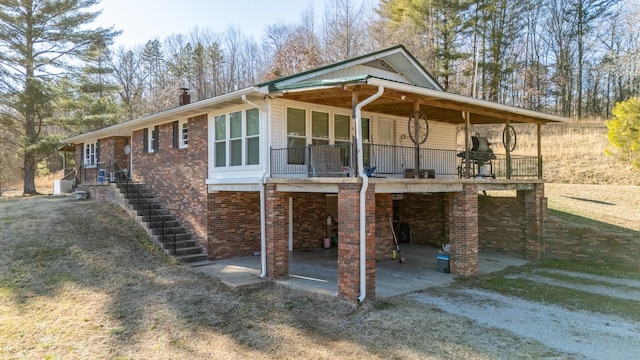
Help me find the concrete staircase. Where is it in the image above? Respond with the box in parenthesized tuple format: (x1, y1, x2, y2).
(116, 182, 208, 265)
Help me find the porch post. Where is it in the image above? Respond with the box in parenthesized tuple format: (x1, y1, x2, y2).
(464, 111, 471, 178)
(265, 184, 289, 279)
(505, 118, 512, 179)
(351, 88, 359, 175)
(337, 183, 376, 304)
(448, 184, 479, 276)
(537, 123, 543, 179)
(518, 183, 546, 260)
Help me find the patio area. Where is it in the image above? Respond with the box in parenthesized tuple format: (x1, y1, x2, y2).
(191, 245, 528, 298)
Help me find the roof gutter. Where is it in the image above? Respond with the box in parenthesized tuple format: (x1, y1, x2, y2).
(366, 78, 567, 123)
(62, 87, 260, 144)
(355, 85, 384, 303)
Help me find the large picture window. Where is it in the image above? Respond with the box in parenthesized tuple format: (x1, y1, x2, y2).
(213, 108, 260, 168)
(285, 107, 371, 166)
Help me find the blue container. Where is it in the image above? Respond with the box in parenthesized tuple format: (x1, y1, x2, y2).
(437, 254, 450, 273)
(98, 169, 106, 182)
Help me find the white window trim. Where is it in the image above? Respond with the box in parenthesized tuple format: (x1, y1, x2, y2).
(179, 120, 188, 149)
(147, 126, 156, 153)
(212, 107, 261, 168)
(84, 141, 97, 168)
(285, 107, 371, 145)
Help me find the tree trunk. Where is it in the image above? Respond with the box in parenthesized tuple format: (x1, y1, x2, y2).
(23, 153, 36, 195)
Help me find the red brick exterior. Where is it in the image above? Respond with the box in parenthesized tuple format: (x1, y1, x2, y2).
(544, 219, 640, 267)
(448, 184, 479, 276)
(291, 193, 327, 250)
(131, 114, 209, 248)
(478, 196, 526, 254)
(207, 191, 261, 260)
(477, 185, 546, 260)
(265, 184, 289, 279)
(396, 193, 447, 246)
(375, 193, 394, 261)
(337, 183, 376, 304)
(74, 136, 129, 184)
(520, 183, 545, 260)
(98, 136, 129, 172)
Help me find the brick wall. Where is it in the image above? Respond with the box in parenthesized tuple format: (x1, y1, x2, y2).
(544, 219, 640, 268)
(375, 193, 393, 261)
(448, 184, 479, 276)
(291, 193, 326, 250)
(478, 196, 525, 255)
(98, 136, 129, 171)
(265, 184, 289, 279)
(207, 191, 261, 260)
(132, 114, 209, 248)
(398, 193, 447, 246)
(337, 183, 376, 304)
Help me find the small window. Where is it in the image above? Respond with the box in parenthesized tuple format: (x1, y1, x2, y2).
(146, 126, 159, 153)
(84, 142, 97, 167)
(246, 108, 260, 165)
(214, 114, 226, 167)
(179, 120, 188, 148)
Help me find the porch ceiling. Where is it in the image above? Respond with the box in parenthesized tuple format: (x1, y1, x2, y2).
(278, 82, 565, 125)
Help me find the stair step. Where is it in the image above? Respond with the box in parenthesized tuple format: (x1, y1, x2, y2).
(118, 181, 208, 263)
(149, 220, 180, 228)
(159, 233, 192, 242)
(177, 253, 209, 263)
(142, 214, 175, 222)
(152, 226, 186, 235)
(185, 260, 213, 268)
(161, 238, 197, 248)
(171, 246, 205, 256)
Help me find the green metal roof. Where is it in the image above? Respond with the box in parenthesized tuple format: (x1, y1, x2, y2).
(258, 45, 443, 91)
(266, 75, 371, 92)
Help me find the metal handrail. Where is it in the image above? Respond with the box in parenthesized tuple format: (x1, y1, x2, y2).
(271, 143, 541, 179)
(113, 163, 175, 254)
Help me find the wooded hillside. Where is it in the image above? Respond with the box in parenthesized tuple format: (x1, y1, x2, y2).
(1, 0, 638, 189)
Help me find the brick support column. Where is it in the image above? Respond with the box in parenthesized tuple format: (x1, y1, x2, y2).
(265, 184, 288, 279)
(375, 193, 393, 261)
(448, 184, 479, 276)
(337, 183, 376, 304)
(519, 183, 546, 261)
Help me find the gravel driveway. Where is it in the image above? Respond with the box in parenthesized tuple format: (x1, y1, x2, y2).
(407, 270, 640, 360)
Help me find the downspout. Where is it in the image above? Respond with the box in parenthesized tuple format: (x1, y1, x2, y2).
(354, 85, 384, 303)
(242, 94, 269, 279)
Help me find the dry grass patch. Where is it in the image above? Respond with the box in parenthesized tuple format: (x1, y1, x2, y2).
(1, 196, 563, 359)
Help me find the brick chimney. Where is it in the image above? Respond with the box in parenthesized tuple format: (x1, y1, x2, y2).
(179, 88, 190, 106)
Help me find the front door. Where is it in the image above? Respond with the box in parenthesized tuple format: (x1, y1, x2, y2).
(376, 118, 396, 173)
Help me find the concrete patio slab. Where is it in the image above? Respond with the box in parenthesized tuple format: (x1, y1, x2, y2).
(191, 245, 528, 298)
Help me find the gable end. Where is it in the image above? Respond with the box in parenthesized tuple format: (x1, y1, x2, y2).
(363, 59, 399, 75)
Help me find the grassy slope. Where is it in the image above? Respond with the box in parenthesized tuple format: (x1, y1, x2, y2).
(2, 196, 557, 359)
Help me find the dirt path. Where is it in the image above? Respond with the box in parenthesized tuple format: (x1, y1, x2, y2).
(407, 271, 640, 360)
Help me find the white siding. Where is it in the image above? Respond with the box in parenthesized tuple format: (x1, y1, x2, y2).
(270, 99, 286, 149)
(309, 65, 409, 84)
(370, 114, 458, 177)
(207, 103, 268, 184)
(269, 100, 458, 178)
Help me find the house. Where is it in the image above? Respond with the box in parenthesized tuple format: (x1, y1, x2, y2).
(60, 45, 566, 304)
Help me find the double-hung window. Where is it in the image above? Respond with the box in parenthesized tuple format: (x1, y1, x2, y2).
(214, 108, 260, 167)
(172, 120, 188, 149)
(144, 126, 159, 153)
(84, 142, 97, 167)
(286, 108, 306, 165)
